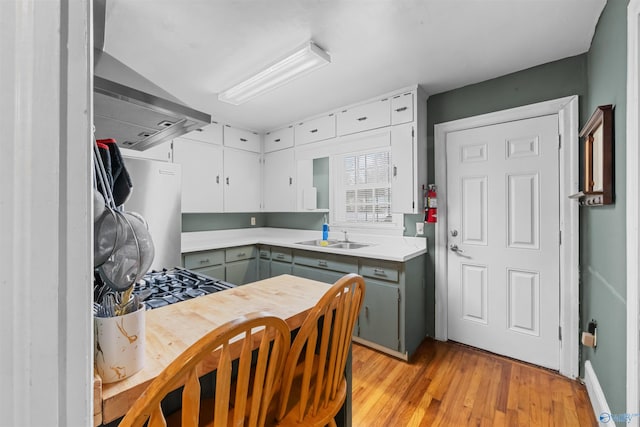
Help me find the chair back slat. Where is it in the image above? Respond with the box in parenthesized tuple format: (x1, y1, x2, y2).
(182, 369, 201, 427)
(119, 312, 290, 427)
(276, 274, 366, 425)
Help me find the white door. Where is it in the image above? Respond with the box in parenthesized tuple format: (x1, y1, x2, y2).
(446, 114, 560, 369)
(224, 148, 261, 212)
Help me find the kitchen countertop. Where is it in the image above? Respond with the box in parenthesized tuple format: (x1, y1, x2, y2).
(97, 274, 332, 425)
(182, 227, 427, 262)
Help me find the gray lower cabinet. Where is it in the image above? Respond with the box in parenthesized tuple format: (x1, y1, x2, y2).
(357, 279, 400, 351)
(183, 249, 226, 280)
(184, 244, 426, 359)
(225, 245, 257, 285)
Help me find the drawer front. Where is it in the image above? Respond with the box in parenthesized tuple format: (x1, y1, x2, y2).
(259, 247, 271, 259)
(337, 98, 390, 136)
(391, 93, 414, 125)
(264, 126, 294, 152)
(223, 125, 261, 152)
(360, 259, 400, 283)
(194, 264, 226, 281)
(293, 251, 358, 274)
(225, 245, 257, 262)
(295, 114, 336, 145)
(271, 248, 293, 263)
(181, 122, 223, 145)
(183, 250, 224, 269)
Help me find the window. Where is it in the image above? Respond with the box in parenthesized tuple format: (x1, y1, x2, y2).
(337, 149, 393, 223)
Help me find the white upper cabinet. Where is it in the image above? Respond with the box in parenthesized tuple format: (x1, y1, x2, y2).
(391, 93, 414, 125)
(337, 98, 391, 136)
(223, 125, 261, 152)
(294, 114, 336, 146)
(181, 121, 223, 145)
(390, 123, 415, 213)
(264, 126, 294, 152)
(173, 137, 224, 212)
(263, 148, 296, 212)
(224, 148, 261, 212)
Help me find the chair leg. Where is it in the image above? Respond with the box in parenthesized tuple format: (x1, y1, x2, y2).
(328, 419, 337, 427)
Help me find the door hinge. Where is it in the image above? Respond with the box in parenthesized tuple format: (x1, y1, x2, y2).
(559, 230, 562, 245)
(559, 326, 562, 341)
(558, 134, 562, 149)
(412, 127, 415, 138)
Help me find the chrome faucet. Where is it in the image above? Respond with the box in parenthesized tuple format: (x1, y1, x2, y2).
(342, 230, 350, 242)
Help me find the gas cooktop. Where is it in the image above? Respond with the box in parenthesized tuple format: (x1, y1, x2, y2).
(134, 267, 236, 310)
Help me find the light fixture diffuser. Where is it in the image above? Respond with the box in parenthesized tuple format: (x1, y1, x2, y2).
(218, 41, 331, 105)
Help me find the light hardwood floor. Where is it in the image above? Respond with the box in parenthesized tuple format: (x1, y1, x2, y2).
(351, 339, 596, 426)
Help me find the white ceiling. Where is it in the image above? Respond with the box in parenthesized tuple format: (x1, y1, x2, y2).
(102, 0, 606, 132)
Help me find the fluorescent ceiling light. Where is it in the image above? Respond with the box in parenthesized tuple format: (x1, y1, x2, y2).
(218, 41, 331, 105)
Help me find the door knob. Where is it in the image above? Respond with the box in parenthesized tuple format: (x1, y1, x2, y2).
(450, 244, 464, 253)
(450, 229, 458, 237)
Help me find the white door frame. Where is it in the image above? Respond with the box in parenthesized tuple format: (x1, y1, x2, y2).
(434, 96, 580, 378)
(627, 0, 640, 420)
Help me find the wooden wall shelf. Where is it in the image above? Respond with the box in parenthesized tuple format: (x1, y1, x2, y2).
(570, 104, 614, 206)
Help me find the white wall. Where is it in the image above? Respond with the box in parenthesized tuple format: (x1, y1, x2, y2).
(0, 1, 93, 425)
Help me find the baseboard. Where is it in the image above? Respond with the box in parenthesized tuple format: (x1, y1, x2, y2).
(584, 360, 615, 426)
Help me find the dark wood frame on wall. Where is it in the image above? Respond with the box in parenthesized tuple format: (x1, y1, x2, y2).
(572, 104, 614, 206)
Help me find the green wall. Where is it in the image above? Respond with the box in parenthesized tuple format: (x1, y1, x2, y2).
(426, 0, 628, 412)
(581, 0, 628, 413)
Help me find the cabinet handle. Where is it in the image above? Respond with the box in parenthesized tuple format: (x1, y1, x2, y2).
(226, 177, 230, 185)
(200, 259, 210, 264)
(240, 138, 247, 142)
(289, 177, 293, 185)
(373, 268, 386, 276)
(318, 260, 328, 267)
(393, 166, 398, 177)
(216, 175, 220, 184)
(357, 116, 367, 121)
(310, 129, 318, 133)
(395, 107, 408, 112)
(237, 252, 246, 257)
(365, 306, 369, 317)
(276, 254, 285, 260)
(274, 138, 281, 142)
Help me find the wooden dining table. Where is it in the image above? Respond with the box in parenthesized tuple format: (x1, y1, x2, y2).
(93, 274, 348, 426)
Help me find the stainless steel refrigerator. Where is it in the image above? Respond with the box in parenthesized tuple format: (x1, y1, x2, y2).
(122, 157, 182, 270)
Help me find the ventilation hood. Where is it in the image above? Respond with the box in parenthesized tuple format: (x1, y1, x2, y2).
(93, 1, 211, 151)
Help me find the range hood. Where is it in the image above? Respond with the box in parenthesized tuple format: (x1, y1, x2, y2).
(93, 1, 211, 151)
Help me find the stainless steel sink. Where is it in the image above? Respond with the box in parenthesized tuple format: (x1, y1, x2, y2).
(330, 242, 370, 249)
(296, 239, 340, 247)
(295, 239, 370, 249)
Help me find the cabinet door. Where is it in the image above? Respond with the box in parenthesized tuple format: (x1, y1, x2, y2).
(224, 148, 261, 212)
(225, 258, 257, 285)
(358, 279, 400, 351)
(223, 125, 261, 152)
(264, 126, 294, 152)
(271, 261, 293, 277)
(391, 93, 414, 125)
(173, 138, 224, 212)
(337, 98, 391, 136)
(263, 149, 295, 212)
(258, 259, 270, 280)
(181, 122, 223, 145)
(391, 122, 415, 213)
(295, 114, 336, 145)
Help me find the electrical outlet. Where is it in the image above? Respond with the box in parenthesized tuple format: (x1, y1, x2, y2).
(251, 217, 256, 226)
(416, 222, 424, 235)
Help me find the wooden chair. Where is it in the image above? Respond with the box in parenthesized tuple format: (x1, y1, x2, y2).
(119, 312, 291, 427)
(272, 273, 366, 427)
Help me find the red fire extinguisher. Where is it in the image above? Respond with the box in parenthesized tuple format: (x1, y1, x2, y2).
(426, 184, 437, 223)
